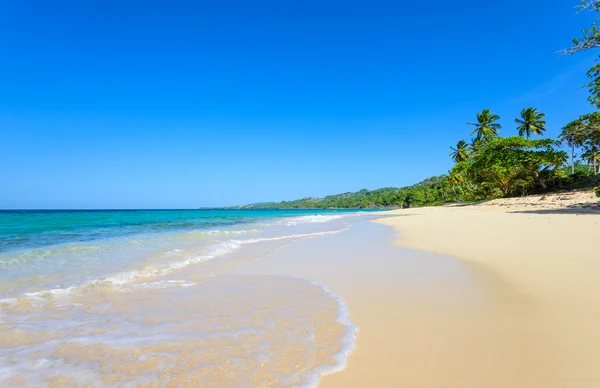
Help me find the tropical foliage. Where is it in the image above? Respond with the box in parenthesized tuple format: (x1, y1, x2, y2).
(446, 105, 597, 202)
(253, 105, 598, 209)
(467, 109, 501, 141)
(566, 3, 600, 173)
(567, 0, 600, 107)
(560, 120, 583, 174)
(566, 0, 600, 55)
(515, 108, 546, 139)
(562, 113, 600, 174)
(450, 137, 566, 195)
(449, 140, 471, 163)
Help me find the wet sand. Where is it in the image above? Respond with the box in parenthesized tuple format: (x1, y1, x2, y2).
(230, 206, 600, 387)
(0, 217, 358, 387)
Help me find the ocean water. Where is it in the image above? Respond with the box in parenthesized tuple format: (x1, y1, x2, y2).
(0, 209, 372, 387)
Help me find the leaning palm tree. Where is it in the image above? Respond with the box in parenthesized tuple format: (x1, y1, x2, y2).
(449, 140, 471, 163)
(515, 107, 546, 139)
(467, 109, 501, 142)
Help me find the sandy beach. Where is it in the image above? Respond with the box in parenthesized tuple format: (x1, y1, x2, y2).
(231, 191, 600, 387)
(2, 192, 599, 386)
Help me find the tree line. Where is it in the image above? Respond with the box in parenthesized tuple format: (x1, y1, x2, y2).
(447, 107, 598, 202)
(246, 176, 453, 209)
(250, 104, 598, 209)
(443, 0, 600, 202)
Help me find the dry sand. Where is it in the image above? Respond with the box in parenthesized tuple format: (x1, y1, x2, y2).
(326, 191, 600, 388)
(470, 189, 599, 212)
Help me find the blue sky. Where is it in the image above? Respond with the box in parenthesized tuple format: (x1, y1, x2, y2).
(0, 0, 598, 209)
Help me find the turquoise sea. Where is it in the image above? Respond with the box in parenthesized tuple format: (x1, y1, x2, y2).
(0, 208, 375, 386)
(0, 209, 365, 252)
(0, 209, 368, 285)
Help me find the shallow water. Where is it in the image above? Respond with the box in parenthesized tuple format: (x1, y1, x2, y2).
(1, 275, 355, 387)
(0, 210, 371, 387)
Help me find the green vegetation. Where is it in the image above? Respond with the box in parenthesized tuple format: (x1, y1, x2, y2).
(566, 1, 600, 107)
(596, 186, 600, 197)
(515, 108, 546, 139)
(560, 160, 596, 177)
(449, 140, 471, 163)
(468, 109, 501, 142)
(450, 136, 566, 196)
(247, 176, 454, 209)
(562, 113, 600, 175)
(251, 103, 598, 209)
(251, 111, 597, 209)
(246, 3, 600, 210)
(445, 102, 598, 202)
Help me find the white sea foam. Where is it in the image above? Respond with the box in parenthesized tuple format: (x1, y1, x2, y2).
(130, 280, 198, 289)
(0, 226, 350, 308)
(279, 215, 345, 226)
(21, 286, 77, 301)
(232, 229, 347, 245)
(206, 229, 260, 236)
(164, 249, 183, 256)
(101, 240, 242, 286)
(106, 230, 348, 287)
(0, 241, 240, 306)
(292, 277, 358, 388)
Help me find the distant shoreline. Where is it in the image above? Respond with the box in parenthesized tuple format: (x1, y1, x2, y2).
(223, 207, 394, 211)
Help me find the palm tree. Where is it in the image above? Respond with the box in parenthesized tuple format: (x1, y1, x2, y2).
(467, 109, 501, 142)
(560, 121, 582, 175)
(582, 147, 600, 174)
(515, 108, 547, 139)
(449, 140, 471, 163)
(470, 137, 484, 154)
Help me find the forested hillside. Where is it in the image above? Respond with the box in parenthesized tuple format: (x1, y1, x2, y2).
(246, 176, 458, 209)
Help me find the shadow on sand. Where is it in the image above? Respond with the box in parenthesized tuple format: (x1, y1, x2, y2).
(510, 204, 600, 215)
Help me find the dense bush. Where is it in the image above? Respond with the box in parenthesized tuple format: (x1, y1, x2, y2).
(570, 169, 594, 183)
(595, 186, 600, 197)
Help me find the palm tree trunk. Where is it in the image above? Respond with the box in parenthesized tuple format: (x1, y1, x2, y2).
(532, 170, 548, 191)
(571, 145, 575, 175)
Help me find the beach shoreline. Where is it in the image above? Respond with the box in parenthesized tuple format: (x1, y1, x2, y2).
(2, 197, 599, 386)
(230, 192, 600, 387)
(332, 193, 600, 387)
(0, 211, 367, 387)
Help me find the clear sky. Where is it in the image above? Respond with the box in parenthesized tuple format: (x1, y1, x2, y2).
(0, 0, 598, 209)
